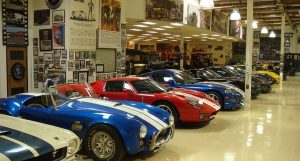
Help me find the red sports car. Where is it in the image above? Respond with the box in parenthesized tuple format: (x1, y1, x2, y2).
(91, 77, 221, 124)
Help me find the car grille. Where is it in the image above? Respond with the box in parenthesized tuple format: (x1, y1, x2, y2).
(155, 127, 172, 144)
(149, 126, 174, 151)
(25, 147, 67, 161)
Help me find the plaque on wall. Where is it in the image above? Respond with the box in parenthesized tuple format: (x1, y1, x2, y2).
(2, 0, 28, 46)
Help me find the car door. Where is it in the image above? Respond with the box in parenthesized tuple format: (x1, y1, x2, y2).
(101, 81, 133, 101)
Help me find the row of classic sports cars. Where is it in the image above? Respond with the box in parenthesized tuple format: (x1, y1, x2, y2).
(0, 65, 279, 161)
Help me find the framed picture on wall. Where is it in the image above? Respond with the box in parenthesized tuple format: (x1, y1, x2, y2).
(52, 24, 65, 49)
(39, 29, 52, 51)
(44, 53, 53, 63)
(78, 71, 88, 83)
(96, 64, 104, 73)
(52, 10, 65, 23)
(47, 71, 66, 84)
(34, 9, 50, 26)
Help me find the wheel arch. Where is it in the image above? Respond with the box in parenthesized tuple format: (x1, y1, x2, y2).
(152, 100, 180, 120)
(206, 90, 224, 107)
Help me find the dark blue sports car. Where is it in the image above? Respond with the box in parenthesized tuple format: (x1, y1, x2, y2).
(0, 83, 174, 161)
(140, 69, 244, 110)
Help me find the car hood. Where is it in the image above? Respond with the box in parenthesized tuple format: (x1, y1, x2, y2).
(73, 98, 170, 130)
(0, 115, 79, 161)
(200, 81, 245, 97)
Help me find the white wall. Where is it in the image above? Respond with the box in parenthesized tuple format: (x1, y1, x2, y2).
(124, 0, 146, 20)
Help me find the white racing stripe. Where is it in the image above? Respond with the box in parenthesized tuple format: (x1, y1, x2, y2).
(78, 98, 168, 130)
(0, 153, 10, 161)
(168, 91, 221, 110)
(19, 93, 46, 97)
(0, 136, 39, 157)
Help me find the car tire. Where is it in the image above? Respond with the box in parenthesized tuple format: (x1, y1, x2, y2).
(206, 91, 224, 109)
(154, 101, 179, 124)
(84, 124, 126, 161)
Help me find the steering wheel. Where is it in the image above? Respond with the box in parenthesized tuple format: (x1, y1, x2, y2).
(27, 103, 46, 108)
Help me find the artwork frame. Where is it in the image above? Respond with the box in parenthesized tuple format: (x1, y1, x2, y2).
(34, 9, 50, 26)
(52, 24, 65, 49)
(200, 10, 211, 30)
(39, 29, 52, 51)
(47, 71, 66, 84)
(44, 53, 53, 63)
(78, 71, 88, 83)
(101, 0, 121, 31)
(52, 10, 65, 23)
(211, 10, 228, 34)
(96, 64, 104, 73)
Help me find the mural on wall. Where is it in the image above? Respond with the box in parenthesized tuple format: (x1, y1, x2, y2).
(146, 0, 183, 22)
(34, 9, 50, 26)
(100, 0, 121, 32)
(69, 0, 98, 50)
(200, 10, 211, 30)
(52, 24, 65, 49)
(186, 4, 200, 27)
(211, 10, 228, 34)
(229, 20, 242, 38)
(2, 0, 28, 46)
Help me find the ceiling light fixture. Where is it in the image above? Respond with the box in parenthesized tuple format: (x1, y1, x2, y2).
(162, 33, 171, 35)
(161, 26, 174, 28)
(261, 26, 268, 34)
(199, 0, 214, 9)
(192, 35, 200, 37)
(153, 28, 165, 31)
(252, 20, 258, 29)
(212, 34, 220, 37)
(184, 37, 192, 39)
(142, 21, 156, 25)
(129, 29, 143, 31)
(147, 31, 158, 33)
(230, 8, 241, 20)
(170, 23, 184, 26)
(142, 33, 152, 36)
(269, 31, 276, 38)
(133, 24, 149, 28)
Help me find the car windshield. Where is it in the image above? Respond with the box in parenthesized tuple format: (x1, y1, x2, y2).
(197, 70, 221, 79)
(173, 71, 197, 84)
(131, 79, 165, 93)
(211, 68, 235, 77)
(50, 83, 97, 100)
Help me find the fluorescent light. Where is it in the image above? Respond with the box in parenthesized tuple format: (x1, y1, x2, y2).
(230, 8, 241, 20)
(174, 35, 181, 37)
(142, 33, 152, 36)
(184, 37, 192, 39)
(261, 26, 268, 34)
(133, 24, 149, 28)
(153, 28, 165, 31)
(252, 21, 258, 29)
(126, 34, 134, 37)
(171, 40, 178, 41)
(147, 31, 158, 33)
(199, 0, 214, 9)
(142, 21, 156, 25)
(192, 35, 200, 37)
(212, 34, 220, 37)
(269, 31, 276, 38)
(129, 28, 143, 31)
(161, 26, 174, 29)
(201, 34, 208, 36)
(162, 33, 171, 35)
(170, 23, 184, 26)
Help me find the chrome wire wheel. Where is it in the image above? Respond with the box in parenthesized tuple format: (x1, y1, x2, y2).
(91, 131, 115, 159)
(157, 104, 173, 115)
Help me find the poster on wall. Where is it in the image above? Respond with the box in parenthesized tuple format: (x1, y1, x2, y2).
(69, 0, 98, 50)
(229, 20, 242, 38)
(186, 4, 200, 27)
(39, 29, 52, 51)
(52, 24, 65, 49)
(211, 10, 228, 34)
(2, 0, 28, 46)
(146, 0, 183, 22)
(101, 0, 121, 32)
(200, 10, 211, 30)
(34, 9, 50, 26)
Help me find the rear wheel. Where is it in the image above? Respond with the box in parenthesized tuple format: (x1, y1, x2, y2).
(154, 101, 178, 124)
(207, 91, 224, 108)
(84, 125, 126, 161)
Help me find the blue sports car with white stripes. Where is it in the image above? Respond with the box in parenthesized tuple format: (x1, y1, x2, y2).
(0, 114, 80, 161)
(0, 83, 174, 161)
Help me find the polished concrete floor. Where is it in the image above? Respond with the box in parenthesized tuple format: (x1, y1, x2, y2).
(85, 74, 300, 161)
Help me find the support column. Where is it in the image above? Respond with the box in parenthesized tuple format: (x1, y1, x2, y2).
(280, 13, 286, 82)
(245, 0, 253, 105)
(180, 35, 184, 70)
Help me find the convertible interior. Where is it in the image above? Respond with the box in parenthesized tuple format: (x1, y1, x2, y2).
(23, 94, 66, 108)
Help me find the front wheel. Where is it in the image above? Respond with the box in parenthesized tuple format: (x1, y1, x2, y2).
(84, 125, 126, 161)
(206, 91, 224, 108)
(154, 101, 179, 124)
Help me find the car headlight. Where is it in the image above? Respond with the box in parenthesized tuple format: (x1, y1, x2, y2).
(187, 99, 205, 109)
(225, 88, 236, 94)
(67, 139, 78, 155)
(169, 115, 174, 125)
(139, 125, 147, 138)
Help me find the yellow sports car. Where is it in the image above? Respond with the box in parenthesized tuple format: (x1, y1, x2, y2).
(255, 70, 280, 84)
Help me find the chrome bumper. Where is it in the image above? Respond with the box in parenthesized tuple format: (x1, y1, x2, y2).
(149, 125, 175, 152)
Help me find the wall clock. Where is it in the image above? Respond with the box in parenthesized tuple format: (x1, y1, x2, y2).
(45, 0, 63, 9)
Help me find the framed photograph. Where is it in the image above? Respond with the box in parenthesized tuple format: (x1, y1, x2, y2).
(75, 60, 80, 70)
(54, 57, 60, 66)
(80, 60, 85, 69)
(68, 61, 74, 71)
(101, 73, 107, 80)
(33, 47, 38, 56)
(86, 61, 90, 68)
(38, 65, 44, 73)
(78, 71, 88, 83)
(84, 51, 89, 59)
(44, 53, 53, 63)
(61, 50, 67, 59)
(96, 64, 104, 73)
(112, 72, 117, 78)
(33, 38, 38, 46)
(96, 73, 101, 81)
(69, 51, 75, 60)
(39, 29, 52, 51)
(52, 24, 65, 49)
(34, 9, 50, 26)
(61, 59, 67, 66)
(52, 10, 65, 23)
(47, 71, 66, 84)
(39, 56, 44, 64)
(75, 51, 80, 60)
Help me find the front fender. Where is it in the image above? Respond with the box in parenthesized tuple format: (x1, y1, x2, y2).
(0, 98, 22, 116)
